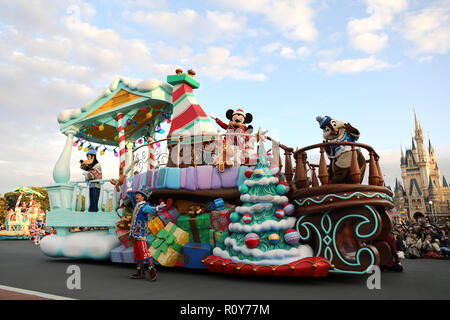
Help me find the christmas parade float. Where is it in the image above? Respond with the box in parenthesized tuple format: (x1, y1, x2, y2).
(0, 187, 46, 240)
(39, 69, 394, 276)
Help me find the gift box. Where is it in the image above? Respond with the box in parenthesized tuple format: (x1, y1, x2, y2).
(214, 198, 225, 211)
(211, 204, 235, 232)
(183, 243, 212, 269)
(209, 230, 229, 249)
(178, 212, 211, 244)
(148, 216, 165, 236)
(110, 244, 134, 263)
(116, 229, 133, 248)
(149, 222, 189, 267)
(158, 198, 180, 225)
(146, 232, 156, 246)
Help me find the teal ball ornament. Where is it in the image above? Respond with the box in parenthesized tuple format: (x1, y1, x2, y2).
(239, 184, 249, 194)
(230, 212, 240, 223)
(276, 183, 288, 195)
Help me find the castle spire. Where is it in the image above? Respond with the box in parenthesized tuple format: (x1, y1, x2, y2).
(443, 176, 449, 188)
(400, 145, 405, 165)
(414, 106, 422, 133)
(411, 137, 416, 150)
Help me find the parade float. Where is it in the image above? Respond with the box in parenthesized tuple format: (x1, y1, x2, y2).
(0, 187, 46, 240)
(39, 69, 394, 277)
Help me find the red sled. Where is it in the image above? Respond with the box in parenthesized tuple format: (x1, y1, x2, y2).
(202, 255, 333, 277)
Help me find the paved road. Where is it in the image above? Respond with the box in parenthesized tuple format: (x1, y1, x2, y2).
(0, 240, 449, 300)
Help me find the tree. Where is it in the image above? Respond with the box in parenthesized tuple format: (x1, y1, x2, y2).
(213, 145, 313, 265)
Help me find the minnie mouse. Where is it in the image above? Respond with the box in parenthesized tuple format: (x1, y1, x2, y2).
(210, 108, 254, 166)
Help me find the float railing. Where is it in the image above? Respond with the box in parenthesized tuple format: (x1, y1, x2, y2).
(69, 179, 118, 213)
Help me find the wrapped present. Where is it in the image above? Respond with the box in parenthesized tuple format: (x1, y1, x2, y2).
(211, 204, 235, 232)
(116, 229, 133, 248)
(158, 198, 180, 224)
(146, 232, 156, 246)
(110, 244, 134, 263)
(148, 216, 165, 237)
(178, 212, 211, 243)
(183, 243, 212, 269)
(149, 222, 189, 267)
(213, 198, 225, 211)
(209, 230, 229, 249)
(175, 200, 206, 215)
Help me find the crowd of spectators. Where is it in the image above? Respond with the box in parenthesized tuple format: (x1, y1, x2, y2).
(392, 218, 450, 260)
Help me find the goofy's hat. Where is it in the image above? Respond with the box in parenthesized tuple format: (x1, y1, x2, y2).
(135, 186, 152, 201)
(86, 148, 97, 156)
(316, 115, 332, 129)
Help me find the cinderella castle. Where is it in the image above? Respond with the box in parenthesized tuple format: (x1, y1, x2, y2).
(394, 110, 450, 222)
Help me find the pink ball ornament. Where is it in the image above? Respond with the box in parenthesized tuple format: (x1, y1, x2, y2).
(270, 165, 279, 175)
(242, 214, 252, 224)
(244, 168, 253, 178)
(245, 233, 260, 248)
(284, 229, 301, 246)
(275, 209, 285, 219)
(283, 203, 295, 216)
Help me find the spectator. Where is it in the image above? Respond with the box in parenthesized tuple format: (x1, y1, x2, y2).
(405, 232, 422, 259)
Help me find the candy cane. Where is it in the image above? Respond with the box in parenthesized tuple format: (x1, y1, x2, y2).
(116, 113, 127, 171)
(148, 135, 156, 169)
(14, 190, 25, 212)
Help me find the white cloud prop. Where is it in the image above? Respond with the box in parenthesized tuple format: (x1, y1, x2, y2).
(228, 217, 296, 233)
(40, 230, 120, 260)
(235, 203, 273, 215)
(244, 176, 278, 186)
(240, 194, 288, 204)
(213, 238, 313, 265)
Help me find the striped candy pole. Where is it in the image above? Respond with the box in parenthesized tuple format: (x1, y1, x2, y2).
(148, 135, 156, 169)
(116, 113, 127, 172)
(14, 190, 25, 212)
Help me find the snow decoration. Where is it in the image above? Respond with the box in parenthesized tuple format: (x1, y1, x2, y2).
(235, 202, 273, 215)
(240, 194, 289, 204)
(213, 239, 313, 266)
(228, 217, 296, 233)
(40, 230, 120, 260)
(57, 76, 172, 123)
(244, 177, 279, 187)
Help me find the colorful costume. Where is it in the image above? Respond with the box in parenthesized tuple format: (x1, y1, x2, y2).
(127, 186, 163, 281)
(81, 148, 103, 212)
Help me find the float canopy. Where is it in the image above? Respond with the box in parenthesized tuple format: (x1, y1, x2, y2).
(57, 77, 173, 146)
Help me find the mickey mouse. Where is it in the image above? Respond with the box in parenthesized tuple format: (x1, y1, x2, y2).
(209, 108, 254, 166)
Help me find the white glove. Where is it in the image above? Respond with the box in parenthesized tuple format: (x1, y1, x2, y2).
(156, 202, 166, 212)
(127, 188, 133, 193)
(209, 113, 217, 120)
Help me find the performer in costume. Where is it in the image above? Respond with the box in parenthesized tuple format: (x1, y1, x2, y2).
(127, 186, 165, 281)
(80, 148, 103, 212)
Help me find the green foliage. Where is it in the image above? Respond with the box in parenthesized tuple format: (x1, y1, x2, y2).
(1, 187, 50, 213)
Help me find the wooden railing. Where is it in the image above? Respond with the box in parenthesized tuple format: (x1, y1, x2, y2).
(290, 141, 384, 190)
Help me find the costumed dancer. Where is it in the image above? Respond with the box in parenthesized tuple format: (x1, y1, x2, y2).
(209, 108, 254, 166)
(80, 148, 103, 212)
(127, 186, 165, 281)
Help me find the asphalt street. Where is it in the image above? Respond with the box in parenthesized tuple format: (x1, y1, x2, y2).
(0, 240, 449, 300)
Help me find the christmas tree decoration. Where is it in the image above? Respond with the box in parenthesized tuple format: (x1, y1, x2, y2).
(244, 167, 253, 178)
(276, 182, 288, 195)
(98, 124, 104, 131)
(284, 229, 301, 246)
(283, 203, 295, 216)
(275, 209, 285, 219)
(212, 143, 313, 266)
(239, 184, 249, 194)
(268, 233, 280, 245)
(230, 212, 240, 223)
(242, 214, 252, 224)
(146, 111, 152, 119)
(244, 233, 260, 248)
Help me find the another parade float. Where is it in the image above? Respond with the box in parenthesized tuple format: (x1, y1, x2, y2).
(39, 69, 394, 277)
(0, 187, 46, 240)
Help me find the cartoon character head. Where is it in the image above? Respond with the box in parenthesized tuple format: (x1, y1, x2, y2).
(316, 115, 346, 140)
(226, 108, 253, 132)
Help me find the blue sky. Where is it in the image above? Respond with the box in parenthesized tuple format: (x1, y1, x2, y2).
(0, 0, 449, 193)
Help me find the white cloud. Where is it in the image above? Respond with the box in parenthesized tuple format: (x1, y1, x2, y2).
(216, 0, 319, 42)
(318, 55, 393, 74)
(347, 0, 409, 53)
(130, 9, 247, 43)
(402, 3, 450, 56)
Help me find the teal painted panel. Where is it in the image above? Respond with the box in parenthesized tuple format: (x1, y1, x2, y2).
(46, 210, 120, 227)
